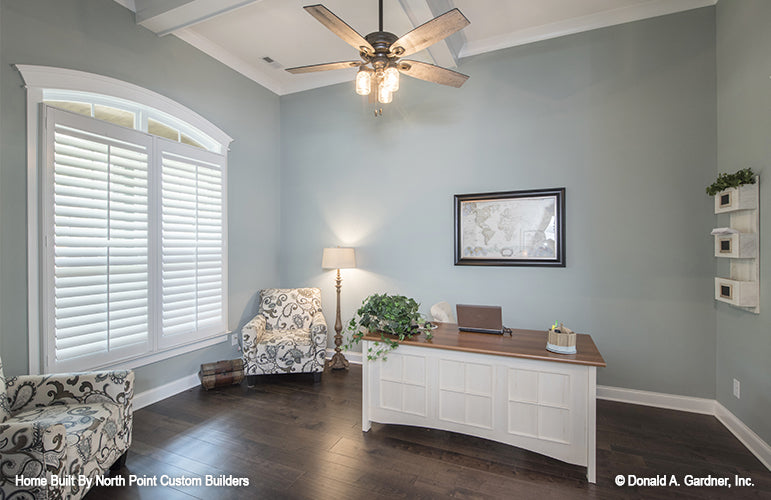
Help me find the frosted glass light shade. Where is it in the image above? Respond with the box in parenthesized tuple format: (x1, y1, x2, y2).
(377, 84, 393, 104)
(382, 66, 399, 92)
(355, 68, 372, 96)
(322, 247, 356, 269)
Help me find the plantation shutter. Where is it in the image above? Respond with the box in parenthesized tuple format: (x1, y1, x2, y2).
(46, 108, 153, 370)
(42, 106, 228, 372)
(159, 140, 226, 347)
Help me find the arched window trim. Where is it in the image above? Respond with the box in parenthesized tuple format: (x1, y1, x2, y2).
(16, 65, 233, 374)
(16, 65, 233, 151)
(43, 89, 221, 153)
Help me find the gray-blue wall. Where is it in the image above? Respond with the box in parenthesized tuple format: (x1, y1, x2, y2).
(716, 0, 771, 444)
(279, 8, 718, 398)
(2, 0, 768, 448)
(0, 0, 280, 391)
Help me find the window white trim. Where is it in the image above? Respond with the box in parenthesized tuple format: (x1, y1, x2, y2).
(18, 65, 232, 374)
(16, 65, 233, 148)
(43, 89, 221, 153)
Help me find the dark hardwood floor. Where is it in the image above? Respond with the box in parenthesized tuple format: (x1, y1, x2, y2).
(88, 365, 770, 499)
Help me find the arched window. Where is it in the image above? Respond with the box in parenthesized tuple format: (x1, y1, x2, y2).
(18, 65, 233, 373)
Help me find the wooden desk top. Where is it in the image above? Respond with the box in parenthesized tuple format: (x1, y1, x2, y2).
(361, 322, 606, 367)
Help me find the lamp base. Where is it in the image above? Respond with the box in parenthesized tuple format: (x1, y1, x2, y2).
(328, 350, 349, 370)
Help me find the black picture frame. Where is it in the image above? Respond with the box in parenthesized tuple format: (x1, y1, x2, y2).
(454, 188, 566, 267)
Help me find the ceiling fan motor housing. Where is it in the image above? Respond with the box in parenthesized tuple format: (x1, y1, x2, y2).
(363, 32, 399, 70)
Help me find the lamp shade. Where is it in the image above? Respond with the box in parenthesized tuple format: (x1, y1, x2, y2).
(322, 247, 356, 269)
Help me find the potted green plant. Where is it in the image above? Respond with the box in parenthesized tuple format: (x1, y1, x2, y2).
(706, 168, 756, 196)
(345, 293, 434, 361)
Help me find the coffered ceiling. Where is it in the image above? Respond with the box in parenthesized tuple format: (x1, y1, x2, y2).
(113, 0, 715, 95)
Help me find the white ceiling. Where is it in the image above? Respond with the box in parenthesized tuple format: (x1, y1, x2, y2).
(115, 0, 716, 95)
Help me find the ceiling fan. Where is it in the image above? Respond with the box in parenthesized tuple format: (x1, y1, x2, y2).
(286, 0, 470, 107)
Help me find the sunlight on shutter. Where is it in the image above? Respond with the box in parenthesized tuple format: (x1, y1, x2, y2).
(52, 121, 150, 362)
(161, 151, 224, 340)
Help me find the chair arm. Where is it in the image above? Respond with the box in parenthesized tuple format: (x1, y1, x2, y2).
(0, 421, 67, 495)
(310, 311, 328, 349)
(241, 315, 267, 361)
(6, 370, 134, 418)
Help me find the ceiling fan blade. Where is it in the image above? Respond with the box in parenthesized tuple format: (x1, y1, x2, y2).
(286, 61, 361, 74)
(304, 4, 375, 55)
(389, 9, 469, 58)
(398, 60, 469, 88)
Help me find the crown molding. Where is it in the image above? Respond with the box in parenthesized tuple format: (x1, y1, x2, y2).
(460, 0, 717, 58)
(173, 28, 286, 95)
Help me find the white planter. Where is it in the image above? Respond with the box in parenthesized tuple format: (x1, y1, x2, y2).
(713, 232, 757, 258)
(714, 183, 758, 214)
(714, 277, 758, 308)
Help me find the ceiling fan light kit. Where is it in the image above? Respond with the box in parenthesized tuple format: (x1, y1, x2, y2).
(355, 66, 373, 95)
(287, 1, 470, 111)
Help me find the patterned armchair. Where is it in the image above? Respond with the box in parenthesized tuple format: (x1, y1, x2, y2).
(0, 356, 133, 500)
(242, 288, 328, 384)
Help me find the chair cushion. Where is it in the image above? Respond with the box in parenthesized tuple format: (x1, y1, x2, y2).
(11, 401, 122, 465)
(0, 358, 10, 422)
(260, 288, 321, 331)
(250, 329, 321, 374)
(262, 328, 314, 346)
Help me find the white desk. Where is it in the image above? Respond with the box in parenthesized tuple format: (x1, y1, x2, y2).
(361, 323, 606, 483)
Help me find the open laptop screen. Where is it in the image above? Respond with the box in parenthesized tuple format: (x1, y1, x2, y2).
(456, 304, 503, 334)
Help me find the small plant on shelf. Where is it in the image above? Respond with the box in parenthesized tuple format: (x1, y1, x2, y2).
(345, 293, 434, 361)
(706, 168, 756, 196)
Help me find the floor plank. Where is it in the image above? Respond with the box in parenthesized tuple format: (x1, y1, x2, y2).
(87, 366, 771, 499)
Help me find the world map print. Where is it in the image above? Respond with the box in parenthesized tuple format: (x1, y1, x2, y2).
(460, 197, 557, 260)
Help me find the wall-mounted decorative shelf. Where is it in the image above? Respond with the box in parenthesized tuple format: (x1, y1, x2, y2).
(714, 183, 758, 213)
(712, 230, 757, 258)
(712, 178, 759, 314)
(714, 277, 758, 308)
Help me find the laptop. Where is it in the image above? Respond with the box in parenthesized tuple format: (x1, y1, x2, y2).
(456, 304, 503, 334)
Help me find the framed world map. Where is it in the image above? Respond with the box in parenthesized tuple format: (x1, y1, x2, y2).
(454, 188, 565, 267)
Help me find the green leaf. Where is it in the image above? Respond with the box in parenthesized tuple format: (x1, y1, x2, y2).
(345, 292, 433, 361)
(706, 168, 756, 196)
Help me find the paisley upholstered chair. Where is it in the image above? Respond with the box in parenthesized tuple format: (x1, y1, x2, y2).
(241, 288, 328, 384)
(0, 356, 134, 500)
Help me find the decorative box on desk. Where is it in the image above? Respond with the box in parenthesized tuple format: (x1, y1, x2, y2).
(199, 359, 245, 389)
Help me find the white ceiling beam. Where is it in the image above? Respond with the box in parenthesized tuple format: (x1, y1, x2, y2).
(425, 0, 466, 60)
(135, 0, 261, 37)
(397, 0, 460, 69)
(112, 0, 137, 11)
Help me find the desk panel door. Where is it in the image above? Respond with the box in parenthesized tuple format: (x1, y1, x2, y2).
(369, 350, 431, 425)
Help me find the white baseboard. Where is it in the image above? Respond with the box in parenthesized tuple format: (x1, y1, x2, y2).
(715, 402, 771, 471)
(131, 366, 769, 472)
(597, 385, 715, 414)
(133, 373, 200, 410)
(132, 350, 365, 409)
(598, 385, 770, 471)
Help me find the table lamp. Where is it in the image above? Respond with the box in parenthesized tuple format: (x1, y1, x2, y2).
(322, 247, 356, 370)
